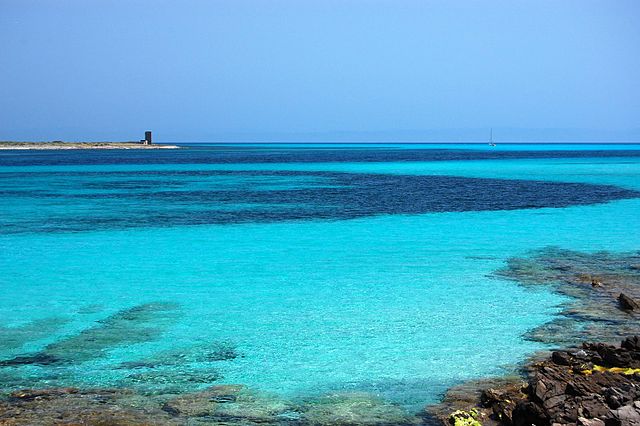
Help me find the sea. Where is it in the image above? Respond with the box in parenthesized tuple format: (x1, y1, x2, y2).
(1, 143, 640, 412)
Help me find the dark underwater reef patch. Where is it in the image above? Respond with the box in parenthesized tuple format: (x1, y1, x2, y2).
(1, 171, 638, 234)
(115, 341, 241, 393)
(0, 317, 70, 352)
(118, 340, 240, 370)
(494, 247, 640, 346)
(0, 302, 179, 367)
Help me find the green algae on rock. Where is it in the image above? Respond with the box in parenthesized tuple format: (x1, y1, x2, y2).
(449, 409, 482, 426)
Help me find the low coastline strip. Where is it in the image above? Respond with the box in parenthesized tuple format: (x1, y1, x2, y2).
(0, 141, 180, 150)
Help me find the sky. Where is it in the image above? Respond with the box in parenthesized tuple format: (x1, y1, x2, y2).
(0, 0, 639, 142)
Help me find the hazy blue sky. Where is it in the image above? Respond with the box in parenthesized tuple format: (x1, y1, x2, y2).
(1, 0, 639, 142)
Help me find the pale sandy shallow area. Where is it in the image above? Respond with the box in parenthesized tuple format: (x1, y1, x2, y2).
(0, 142, 180, 150)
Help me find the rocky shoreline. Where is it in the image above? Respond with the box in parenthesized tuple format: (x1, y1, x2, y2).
(0, 141, 180, 149)
(429, 337, 640, 426)
(3, 337, 640, 425)
(428, 247, 640, 426)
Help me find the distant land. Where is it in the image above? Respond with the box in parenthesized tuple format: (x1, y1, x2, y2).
(0, 141, 180, 150)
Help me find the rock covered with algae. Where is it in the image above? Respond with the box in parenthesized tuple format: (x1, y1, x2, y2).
(448, 409, 482, 426)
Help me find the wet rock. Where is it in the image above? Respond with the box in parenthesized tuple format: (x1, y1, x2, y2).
(582, 342, 639, 368)
(619, 294, 640, 311)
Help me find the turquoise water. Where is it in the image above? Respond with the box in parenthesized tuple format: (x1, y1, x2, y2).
(1, 144, 640, 412)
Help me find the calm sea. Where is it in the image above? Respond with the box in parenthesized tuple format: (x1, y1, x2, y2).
(1, 143, 640, 410)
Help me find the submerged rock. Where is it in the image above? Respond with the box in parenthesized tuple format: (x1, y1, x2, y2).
(118, 340, 240, 370)
(303, 392, 419, 425)
(494, 247, 640, 345)
(0, 317, 70, 352)
(162, 384, 243, 417)
(125, 368, 222, 387)
(0, 302, 179, 367)
(0, 387, 181, 425)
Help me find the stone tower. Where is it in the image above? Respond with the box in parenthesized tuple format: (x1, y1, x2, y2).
(144, 131, 152, 145)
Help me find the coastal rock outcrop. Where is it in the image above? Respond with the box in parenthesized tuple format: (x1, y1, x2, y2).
(432, 337, 640, 426)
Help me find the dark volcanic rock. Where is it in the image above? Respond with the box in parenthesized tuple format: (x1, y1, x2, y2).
(623, 337, 640, 351)
(552, 351, 574, 366)
(619, 293, 640, 311)
(512, 400, 548, 426)
(429, 337, 640, 426)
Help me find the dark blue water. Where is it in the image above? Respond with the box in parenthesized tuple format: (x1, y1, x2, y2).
(3, 144, 640, 166)
(1, 169, 637, 234)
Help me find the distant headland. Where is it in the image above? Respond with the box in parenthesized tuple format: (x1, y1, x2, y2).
(0, 131, 180, 150)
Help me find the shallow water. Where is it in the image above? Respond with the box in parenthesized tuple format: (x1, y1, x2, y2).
(1, 144, 639, 412)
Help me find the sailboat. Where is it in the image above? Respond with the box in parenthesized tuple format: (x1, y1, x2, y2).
(488, 128, 496, 147)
